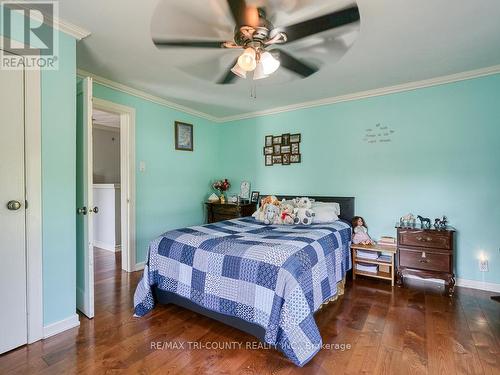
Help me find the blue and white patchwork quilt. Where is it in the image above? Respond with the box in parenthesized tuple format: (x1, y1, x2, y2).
(134, 217, 352, 366)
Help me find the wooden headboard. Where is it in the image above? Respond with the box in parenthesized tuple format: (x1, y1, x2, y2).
(270, 195, 355, 222)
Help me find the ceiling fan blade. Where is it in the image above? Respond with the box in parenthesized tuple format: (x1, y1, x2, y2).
(274, 50, 318, 77)
(153, 39, 229, 48)
(279, 6, 360, 43)
(218, 58, 239, 84)
(227, 0, 259, 27)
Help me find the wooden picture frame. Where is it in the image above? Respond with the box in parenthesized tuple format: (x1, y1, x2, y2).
(273, 144, 281, 154)
(282, 133, 290, 146)
(291, 142, 300, 155)
(264, 146, 273, 155)
(281, 145, 291, 154)
(174, 121, 193, 151)
(265, 155, 273, 166)
(290, 154, 301, 163)
(272, 155, 282, 164)
(273, 136, 282, 145)
(290, 133, 301, 143)
(265, 135, 273, 147)
(282, 153, 291, 165)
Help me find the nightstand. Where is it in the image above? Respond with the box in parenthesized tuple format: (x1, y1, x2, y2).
(396, 226, 456, 296)
(205, 202, 256, 224)
(351, 244, 397, 286)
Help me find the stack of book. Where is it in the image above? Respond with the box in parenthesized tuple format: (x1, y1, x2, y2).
(378, 236, 397, 248)
(356, 250, 379, 260)
(356, 263, 378, 273)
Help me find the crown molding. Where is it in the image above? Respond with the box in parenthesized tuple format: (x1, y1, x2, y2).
(78, 64, 500, 124)
(4, 3, 91, 40)
(217, 64, 500, 122)
(77, 69, 220, 123)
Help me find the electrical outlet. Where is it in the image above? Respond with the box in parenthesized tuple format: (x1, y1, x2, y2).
(479, 259, 488, 272)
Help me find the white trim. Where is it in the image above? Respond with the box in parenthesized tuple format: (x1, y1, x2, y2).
(5, 3, 91, 40)
(92, 97, 136, 273)
(93, 240, 120, 252)
(456, 278, 500, 293)
(24, 59, 43, 344)
(218, 64, 500, 122)
(43, 314, 80, 339)
(134, 262, 146, 272)
(78, 69, 219, 123)
(80, 65, 500, 123)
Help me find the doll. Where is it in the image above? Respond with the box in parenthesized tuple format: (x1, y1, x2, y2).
(351, 216, 374, 245)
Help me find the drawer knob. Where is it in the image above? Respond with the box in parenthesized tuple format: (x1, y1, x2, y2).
(419, 259, 429, 263)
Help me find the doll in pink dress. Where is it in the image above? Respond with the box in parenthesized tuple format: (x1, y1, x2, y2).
(351, 216, 374, 245)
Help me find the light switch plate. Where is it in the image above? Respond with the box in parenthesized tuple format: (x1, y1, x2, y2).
(479, 259, 488, 272)
(139, 161, 146, 172)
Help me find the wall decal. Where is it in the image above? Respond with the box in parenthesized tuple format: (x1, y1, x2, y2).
(363, 123, 396, 144)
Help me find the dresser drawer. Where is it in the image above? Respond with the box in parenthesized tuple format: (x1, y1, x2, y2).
(398, 230, 452, 250)
(399, 248, 451, 272)
(212, 205, 239, 215)
(212, 213, 238, 222)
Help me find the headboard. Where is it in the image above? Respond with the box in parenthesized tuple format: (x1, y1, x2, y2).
(270, 195, 355, 222)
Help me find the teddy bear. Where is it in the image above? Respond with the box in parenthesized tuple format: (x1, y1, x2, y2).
(293, 197, 315, 225)
(253, 195, 280, 223)
(279, 199, 296, 225)
(264, 203, 281, 225)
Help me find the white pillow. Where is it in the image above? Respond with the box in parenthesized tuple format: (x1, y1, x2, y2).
(312, 202, 340, 216)
(312, 204, 339, 224)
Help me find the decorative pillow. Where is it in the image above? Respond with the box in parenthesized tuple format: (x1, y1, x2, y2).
(311, 202, 340, 223)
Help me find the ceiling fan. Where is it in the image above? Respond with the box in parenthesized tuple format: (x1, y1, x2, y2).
(153, 1, 360, 84)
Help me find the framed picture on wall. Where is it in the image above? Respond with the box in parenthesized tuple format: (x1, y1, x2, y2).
(272, 155, 282, 164)
(175, 121, 193, 151)
(291, 143, 300, 154)
(265, 155, 273, 166)
(273, 136, 282, 145)
(281, 145, 291, 154)
(273, 144, 281, 154)
(290, 154, 301, 163)
(282, 153, 291, 165)
(282, 133, 290, 146)
(264, 146, 273, 155)
(290, 133, 301, 143)
(265, 135, 273, 147)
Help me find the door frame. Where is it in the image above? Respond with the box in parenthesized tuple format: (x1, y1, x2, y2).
(1, 38, 43, 343)
(92, 98, 136, 272)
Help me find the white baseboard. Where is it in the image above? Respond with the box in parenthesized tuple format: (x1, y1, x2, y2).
(43, 314, 80, 339)
(456, 278, 500, 293)
(94, 240, 120, 252)
(134, 261, 145, 271)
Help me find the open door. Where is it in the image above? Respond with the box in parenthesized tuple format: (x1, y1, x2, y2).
(76, 77, 94, 318)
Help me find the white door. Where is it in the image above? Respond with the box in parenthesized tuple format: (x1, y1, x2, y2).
(0, 52, 28, 354)
(76, 77, 95, 318)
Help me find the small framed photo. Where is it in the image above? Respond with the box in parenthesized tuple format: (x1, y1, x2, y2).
(282, 133, 290, 146)
(291, 143, 300, 154)
(175, 121, 193, 151)
(264, 146, 273, 155)
(290, 133, 301, 143)
(273, 144, 281, 154)
(281, 145, 291, 154)
(290, 154, 301, 163)
(265, 155, 273, 166)
(251, 191, 260, 203)
(273, 136, 282, 145)
(265, 135, 273, 147)
(282, 153, 291, 165)
(272, 155, 282, 164)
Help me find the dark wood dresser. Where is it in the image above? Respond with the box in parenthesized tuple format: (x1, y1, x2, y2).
(396, 226, 456, 296)
(205, 202, 257, 224)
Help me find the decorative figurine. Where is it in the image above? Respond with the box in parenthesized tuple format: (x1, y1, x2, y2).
(434, 216, 448, 230)
(400, 213, 416, 228)
(417, 215, 432, 229)
(351, 216, 374, 245)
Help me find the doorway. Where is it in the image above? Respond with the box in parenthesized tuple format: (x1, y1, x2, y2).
(76, 77, 136, 319)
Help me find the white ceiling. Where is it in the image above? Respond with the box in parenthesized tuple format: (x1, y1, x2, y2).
(60, 0, 500, 119)
(92, 108, 120, 128)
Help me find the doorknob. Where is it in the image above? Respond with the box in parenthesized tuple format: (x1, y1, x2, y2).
(91, 206, 99, 214)
(77, 206, 88, 215)
(7, 200, 22, 211)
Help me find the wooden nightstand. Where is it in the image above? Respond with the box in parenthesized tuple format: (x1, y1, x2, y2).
(396, 226, 456, 296)
(351, 244, 397, 286)
(205, 202, 256, 224)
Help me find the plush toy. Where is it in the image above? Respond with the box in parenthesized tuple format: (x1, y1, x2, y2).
(264, 204, 281, 225)
(293, 207, 315, 225)
(279, 200, 296, 225)
(253, 195, 280, 223)
(294, 197, 313, 209)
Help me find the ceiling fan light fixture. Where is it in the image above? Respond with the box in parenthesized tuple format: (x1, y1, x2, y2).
(231, 62, 247, 79)
(260, 51, 280, 75)
(237, 47, 257, 71)
(253, 62, 269, 80)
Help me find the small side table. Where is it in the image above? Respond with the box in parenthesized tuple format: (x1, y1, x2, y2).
(351, 244, 397, 286)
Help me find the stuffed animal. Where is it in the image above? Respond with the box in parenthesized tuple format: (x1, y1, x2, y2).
(293, 207, 315, 225)
(252, 195, 280, 222)
(264, 204, 281, 225)
(279, 200, 296, 225)
(294, 197, 313, 209)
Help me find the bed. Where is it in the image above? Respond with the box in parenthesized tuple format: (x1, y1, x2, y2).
(134, 196, 354, 366)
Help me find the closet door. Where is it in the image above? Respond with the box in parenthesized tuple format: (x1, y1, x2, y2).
(0, 52, 28, 354)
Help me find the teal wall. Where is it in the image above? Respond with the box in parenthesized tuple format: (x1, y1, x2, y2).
(220, 74, 500, 285)
(91, 84, 221, 263)
(1, 6, 77, 325)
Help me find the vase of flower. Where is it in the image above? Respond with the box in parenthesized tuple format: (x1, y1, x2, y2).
(212, 179, 231, 203)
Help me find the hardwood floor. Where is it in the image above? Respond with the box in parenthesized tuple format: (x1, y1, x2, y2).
(1, 248, 498, 374)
